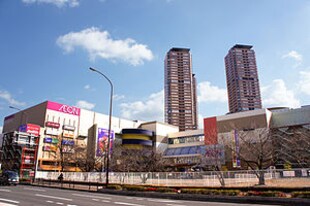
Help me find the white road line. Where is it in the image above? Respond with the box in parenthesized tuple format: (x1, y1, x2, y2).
(167, 204, 187, 206)
(0, 189, 11, 193)
(0, 199, 19, 204)
(46, 200, 54, 203)
(148, 199, 181, 203)
(35, 194, 72, 201)
(92, 199, 99, 202)
(101, 200, 110, 203)
(56, 202, 64, 205)
(72, 193, 111, 200)
(0, 202, 18, 206)
(136, 198, 144, 201)
(114, 202, 144, 206)
(23, 187, 46, 192)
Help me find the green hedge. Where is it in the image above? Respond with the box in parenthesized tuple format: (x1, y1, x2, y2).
(291, 191, 310, 198)
(181, 188, 240, 196)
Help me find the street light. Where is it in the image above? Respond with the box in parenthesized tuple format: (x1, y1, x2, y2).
(9, 106, 28, 125)
(89, 67, 113, 187)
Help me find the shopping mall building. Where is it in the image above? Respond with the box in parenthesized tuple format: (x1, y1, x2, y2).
(1, 100, 309, 179)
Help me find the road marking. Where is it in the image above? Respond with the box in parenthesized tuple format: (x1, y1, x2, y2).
(23, 187, 46, 192)
(0, 199, 19, 204)
(148, 199, 181, 203)
(72, 193, 111, 200)
(92, 199, 99, 202)
(56, 203, 64, 205)
(101, 200, 110, 203)
(167, 204, 187, 206)
(0, 189, 11, 193)
(35, 194, 72, 201)
(114, 202, 144, 206)
(46, 201, 54, 203)
(0, 202, 18, 206)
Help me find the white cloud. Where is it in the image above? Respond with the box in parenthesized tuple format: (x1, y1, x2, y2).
(282, 50, 303, 62)
(22, 0, 79, 7)
(120, 90, 163, 121)
(262, 79, 300, 108)
(298, 71, 310, 95)
(84, 85, 90, 90)
(198, 81, 227, 103)
(0, 90, 25, 106)
(76, 100, 95, 110)
(57, 27, 154, 66)
(113, 94, 125, 101)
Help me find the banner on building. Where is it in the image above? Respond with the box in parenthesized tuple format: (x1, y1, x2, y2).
(204, 144, 225, 165)
(231, 130, 241, 168)
(204, 117, 218, 145)
(96, 128, 114, 157)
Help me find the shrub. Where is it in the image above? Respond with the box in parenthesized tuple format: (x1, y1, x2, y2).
(156, 187, 177, 193)
(180, 188, 240, 196)
(247, 191, 286, 197)
(291, 191, 310, 199)
(123, 185, 146, 191)
(107, 184, 123, 190)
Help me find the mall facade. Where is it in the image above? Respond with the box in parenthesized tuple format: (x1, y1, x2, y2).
(1, 100, 309, 179)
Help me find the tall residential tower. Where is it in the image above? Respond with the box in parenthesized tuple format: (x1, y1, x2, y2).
(224, 44, 262, 113)
(164, 48, 198, 131)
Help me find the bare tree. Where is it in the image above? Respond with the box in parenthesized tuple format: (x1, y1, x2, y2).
(273, 125, 310, 168)
(110, 146, 167, 172)
(219, 128, 273, 185)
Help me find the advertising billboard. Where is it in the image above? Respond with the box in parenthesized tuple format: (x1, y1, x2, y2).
(96, 128, 114, 157)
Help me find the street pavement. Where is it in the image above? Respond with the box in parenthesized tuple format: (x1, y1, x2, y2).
(0, 185, 281, 206)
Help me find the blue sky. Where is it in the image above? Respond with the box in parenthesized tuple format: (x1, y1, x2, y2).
(1, 0, 310, 132)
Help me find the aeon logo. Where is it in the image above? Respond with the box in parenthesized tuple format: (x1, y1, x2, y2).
(59, 105, 79, 115)
(47, 101, 81, 116)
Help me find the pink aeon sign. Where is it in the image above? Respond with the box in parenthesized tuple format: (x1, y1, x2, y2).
(47, 101, 80, 116)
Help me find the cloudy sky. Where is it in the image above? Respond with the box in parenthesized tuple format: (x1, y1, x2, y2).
(1, 0, 310, 132)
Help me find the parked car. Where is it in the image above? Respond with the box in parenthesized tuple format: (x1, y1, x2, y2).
(0, 171, 19, 186)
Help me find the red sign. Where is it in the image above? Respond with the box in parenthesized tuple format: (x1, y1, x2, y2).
(47, 101, 80, 116)
(204, 117, 218, 145)
(46, 121, 60, 128)
(19, 124, 40, 137)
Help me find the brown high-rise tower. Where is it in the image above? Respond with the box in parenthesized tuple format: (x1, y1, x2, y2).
(225, 44, 262, 113)
(164, 48, 198, 131)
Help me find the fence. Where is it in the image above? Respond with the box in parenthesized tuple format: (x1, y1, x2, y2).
(35, 168, 310, 188)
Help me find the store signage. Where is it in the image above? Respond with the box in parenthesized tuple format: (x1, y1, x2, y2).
(45, 128, 59, 136)
(44, 137, 52, 143)
(19, 124, 40, 137)
(47, 101, 80, 116)
(63, 125, 75, 131)
(62, 140, 74, 146)
(63, 132, 74, 138)
(43, 145, 57, 152)
(46, 121, 60, 128)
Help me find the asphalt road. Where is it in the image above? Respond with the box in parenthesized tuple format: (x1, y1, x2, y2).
(0, 185, 280, 206)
